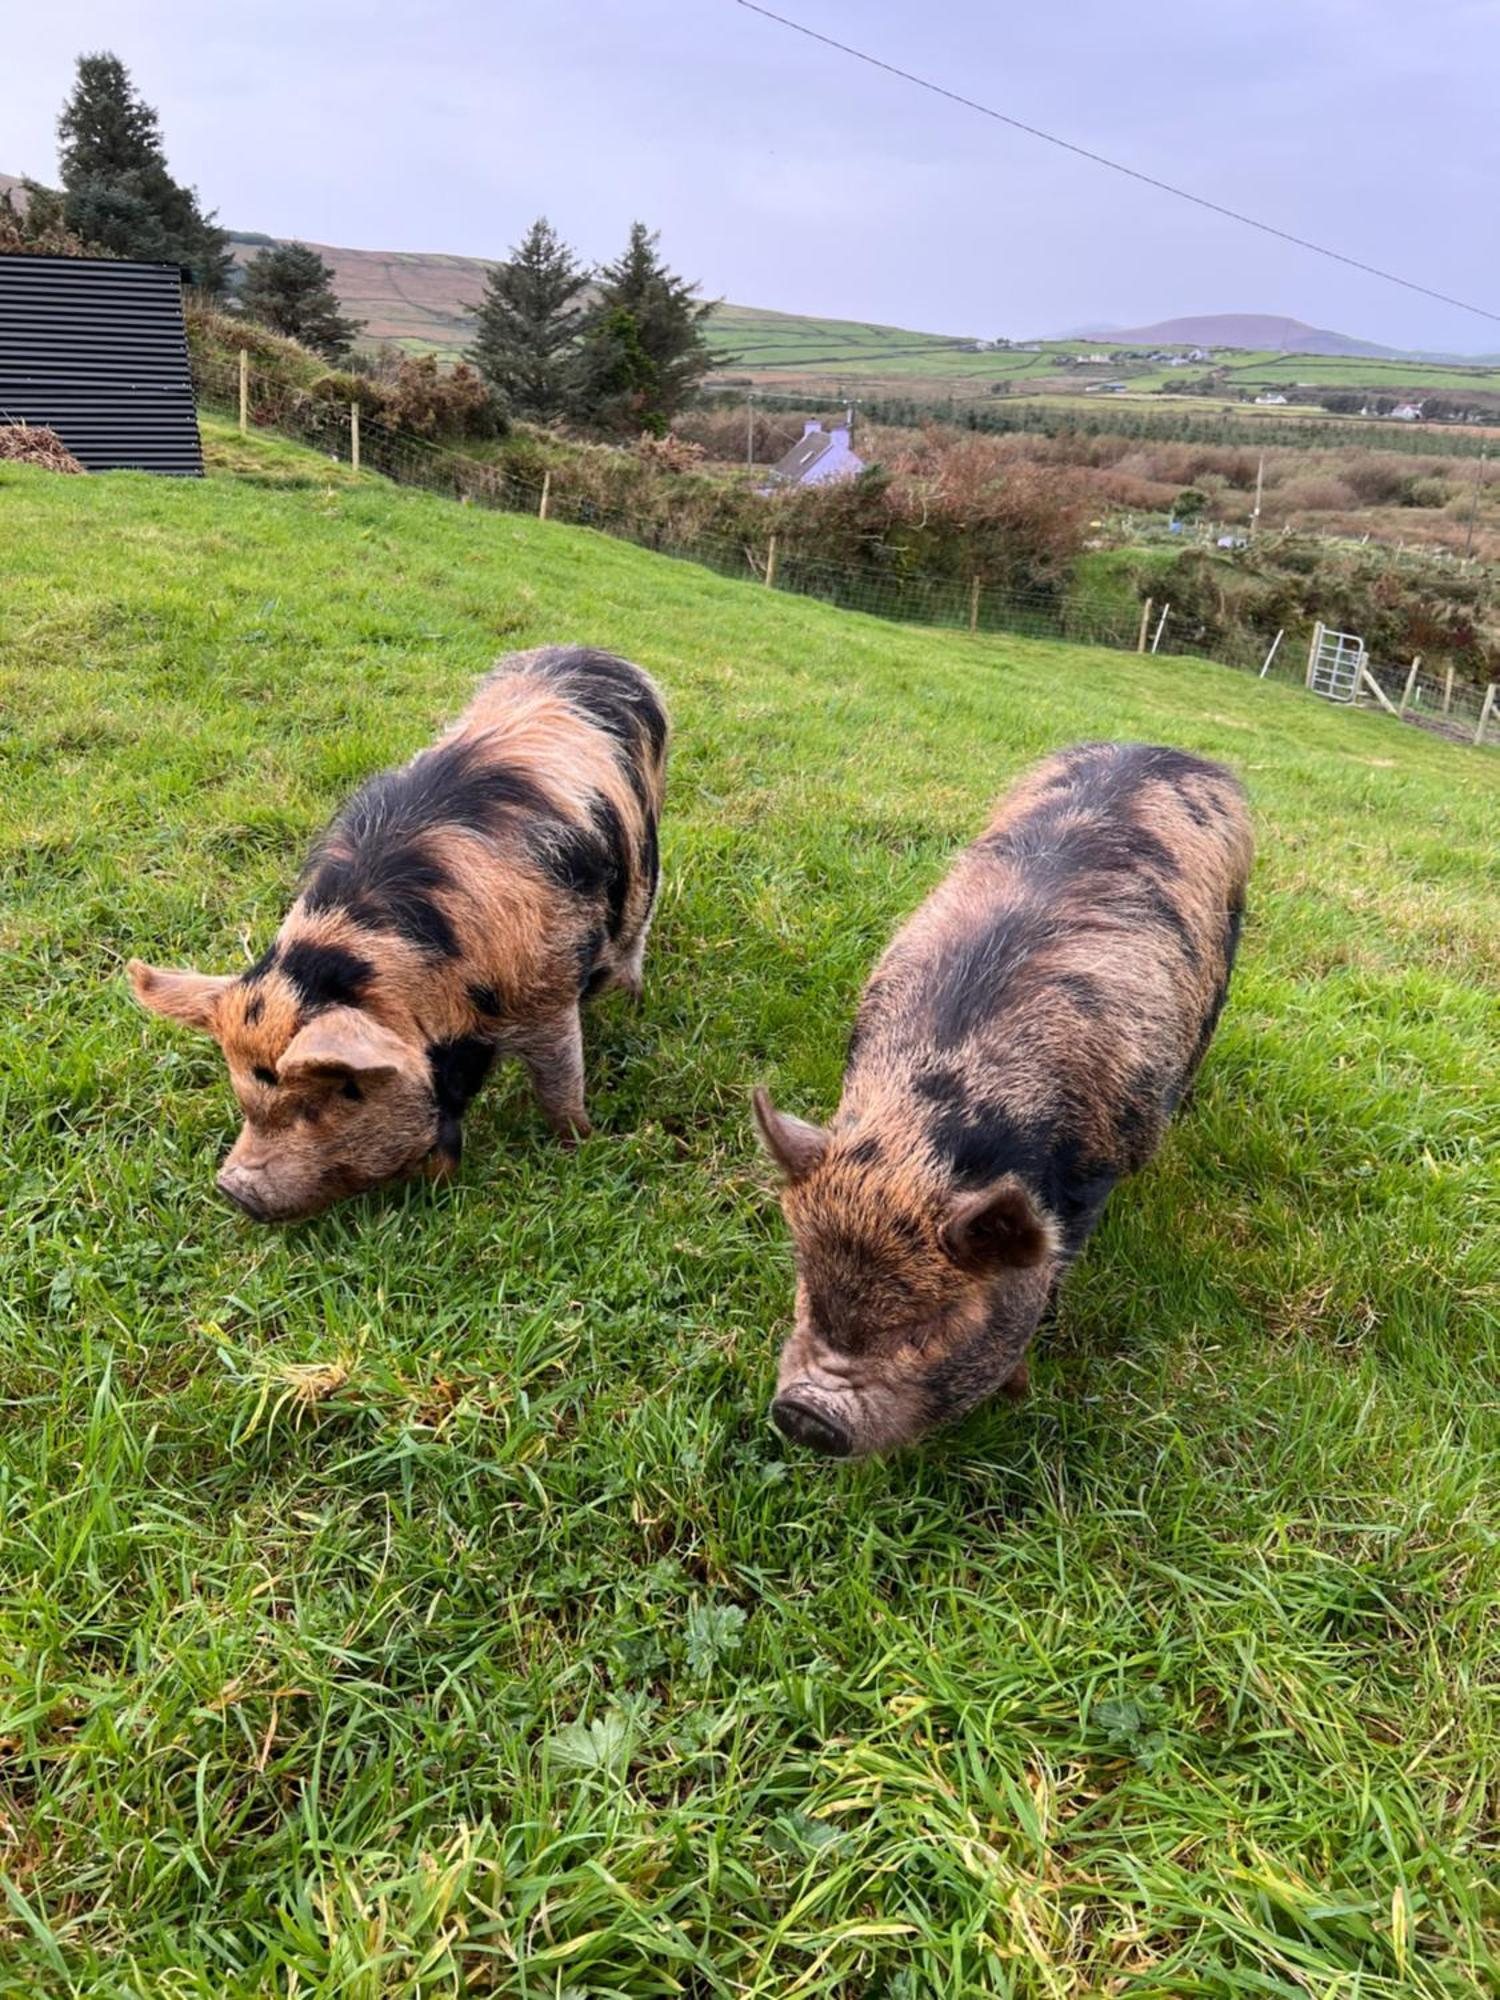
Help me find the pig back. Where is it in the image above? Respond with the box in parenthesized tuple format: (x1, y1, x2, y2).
(845, 743, 1252, 1255)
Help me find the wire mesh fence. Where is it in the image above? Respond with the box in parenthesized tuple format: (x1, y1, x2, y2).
(193, 350, 1498, 754)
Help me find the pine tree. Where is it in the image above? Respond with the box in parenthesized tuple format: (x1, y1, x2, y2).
(54, 52, 232, 293)
(238, 242, 363, 362)
(469, 218, 588, 421)
(574, 223, 722, 435)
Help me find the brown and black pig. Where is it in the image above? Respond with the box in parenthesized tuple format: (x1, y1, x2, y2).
(130, 646, 668, 1220)
(754, 741, 1252, 1456)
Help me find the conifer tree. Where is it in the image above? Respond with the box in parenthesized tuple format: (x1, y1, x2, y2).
(239, 242, 363, 362)
(53, 52, 231, 292)
(574, 223, 721, 435)
(470, 217, 588, 421)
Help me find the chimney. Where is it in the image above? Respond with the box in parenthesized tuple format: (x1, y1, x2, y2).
(802, 418, 823, 438)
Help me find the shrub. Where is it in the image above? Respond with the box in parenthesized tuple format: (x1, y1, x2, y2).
(1400, 475, 1453, 511)
(633, 432, 707, 474)
(1271, 475, 1358, 515)
(380, 357, 503, 441)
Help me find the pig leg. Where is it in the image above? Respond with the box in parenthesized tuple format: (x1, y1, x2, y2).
(516, 1007, 592, 1145)
(614, 922, 650, 1001)
(1000, 1360, 1030, 1399)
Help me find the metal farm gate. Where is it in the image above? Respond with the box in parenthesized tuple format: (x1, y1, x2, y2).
(0, 253, 203, 474)
(1306, 622, 1366, 703)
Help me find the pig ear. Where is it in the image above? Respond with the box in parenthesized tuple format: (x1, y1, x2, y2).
(940, 1178, 1058, 1272)
(279, 1007, 417, 1085)
(128, 960, 234, 1034)
(752, 1086, 830, 1184)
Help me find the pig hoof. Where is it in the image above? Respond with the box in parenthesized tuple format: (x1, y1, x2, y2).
(553, 1113, 592, 1148)
(1000, 1361, 1031, 1399)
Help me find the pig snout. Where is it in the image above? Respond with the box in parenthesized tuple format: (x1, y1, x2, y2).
(217, 1131, 332, 1223)
(218, 1165, 266, 1218)
(771, 1391, 853, 1457)
(217, 1158, 284, 1220)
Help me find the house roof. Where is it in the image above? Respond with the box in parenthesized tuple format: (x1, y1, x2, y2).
(770, 430, 835, 482)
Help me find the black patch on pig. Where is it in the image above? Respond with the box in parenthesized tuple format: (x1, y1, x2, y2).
(1114, 1075, 1165, 1171)
(1139, 880, 1201, 969)
(426, 1033, 497, 1165)
(467, 981, 503, 1019)
(921, 1323, 1011, 1430)
(577, 922, 610, 998)
(1180, 902, 1245, 1093)
(927, 1098, 1116, 1255)
(334, 735, 554, 845)
(642, 810, 659, 907)
(927, 1097, 1039, 1192)
(533, 797, 630, 939)
(846, 1134, 882, 1166)
(243, 993, 265, 1026)
(300, 736, 561, 960)
(303, 842, 459, 961)
(1050, 973, 1106, 1014)
(280, 939, 375, 1012)
(914, 1064, 965, 1108)
(243, 943, 279, 983)
(1223, 900, 1245, 973)
(535, 648, 669, 761)
(253, 1064, 276, 1086)
(927, 902, 1058, 1049)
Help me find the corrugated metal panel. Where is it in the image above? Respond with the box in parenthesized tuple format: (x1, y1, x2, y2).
(0, 254, 203, 475)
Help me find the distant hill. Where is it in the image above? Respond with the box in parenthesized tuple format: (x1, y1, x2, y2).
(1066, 313, 1400, 358)
(227, 231, 492, 354)
(9, 173, 1499, 384)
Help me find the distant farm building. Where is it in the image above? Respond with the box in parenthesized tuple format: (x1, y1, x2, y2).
(1392, 402, 1425, 421)
(1254, 392, 1289, 405)
(766, 417, 864, 488)
(0, 253, 202, 474)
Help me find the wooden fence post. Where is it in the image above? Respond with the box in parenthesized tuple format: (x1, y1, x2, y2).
(349, 402, 360, 474)
(1359, 663, 1402, 718)
(1442, 666, 1454, 715)
(238, 348, 248, 434)
(1306, 621, 1324, 689)
(765, 534, 778, 589)
(1476, 682, 1497, 747)
(1137, 598, 1153, 653)
(1398, 655, 1422, 718)
(538, 470, 551, 521)
(969, 575, 981, 635)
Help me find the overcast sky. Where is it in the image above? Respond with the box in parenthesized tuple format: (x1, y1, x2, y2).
(13, 0, 1500, 351)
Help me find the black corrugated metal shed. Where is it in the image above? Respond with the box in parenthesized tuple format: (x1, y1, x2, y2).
(0, 254, 203, 475)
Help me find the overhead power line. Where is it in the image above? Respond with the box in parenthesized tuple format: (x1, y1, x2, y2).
(734, 0, 1500, 330)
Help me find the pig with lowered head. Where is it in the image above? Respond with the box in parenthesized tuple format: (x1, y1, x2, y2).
(130, 646, 668, 1220)
(754, 741, 1252, 1456)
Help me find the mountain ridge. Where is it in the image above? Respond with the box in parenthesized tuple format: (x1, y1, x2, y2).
(5, 173, 1496, 370)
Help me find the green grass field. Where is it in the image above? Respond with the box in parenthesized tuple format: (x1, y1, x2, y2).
(3, 418, 1498, 1996)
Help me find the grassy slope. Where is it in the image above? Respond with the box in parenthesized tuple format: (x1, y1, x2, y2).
(2, 417, 1498, 1997)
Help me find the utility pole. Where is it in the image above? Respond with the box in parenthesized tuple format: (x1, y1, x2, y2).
(746, 390, 756, 470)
(1251, 451, 1264, 539)
(1464, 443, 1487, 560)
